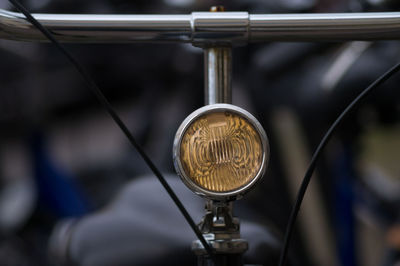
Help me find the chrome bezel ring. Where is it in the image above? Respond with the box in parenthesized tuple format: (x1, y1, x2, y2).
(173, 104, 269, 201)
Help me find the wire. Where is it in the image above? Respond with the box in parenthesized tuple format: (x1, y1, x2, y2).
(278, 61, 400, 266)
(8, 0, 214, 258)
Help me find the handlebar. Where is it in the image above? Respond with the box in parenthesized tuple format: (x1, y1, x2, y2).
(1, 9, 400, 44)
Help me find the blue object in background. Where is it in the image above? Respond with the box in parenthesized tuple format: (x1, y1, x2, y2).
(30, 133, 90, 218)
(332, 143, 357, 266)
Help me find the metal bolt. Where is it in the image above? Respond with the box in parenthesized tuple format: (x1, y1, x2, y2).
(210, 6, 225, 12)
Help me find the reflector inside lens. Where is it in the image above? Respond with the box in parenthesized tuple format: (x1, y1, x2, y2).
(179, 111, 263, 193)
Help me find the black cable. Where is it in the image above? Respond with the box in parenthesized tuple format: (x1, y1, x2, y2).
(278, 61, 400, 266)
(8, 0, 214, 257)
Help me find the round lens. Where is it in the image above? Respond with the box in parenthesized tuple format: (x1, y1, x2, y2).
(177, 108, 264, 194)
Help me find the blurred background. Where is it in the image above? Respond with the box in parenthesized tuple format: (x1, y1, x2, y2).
(0, 0, 399, 265)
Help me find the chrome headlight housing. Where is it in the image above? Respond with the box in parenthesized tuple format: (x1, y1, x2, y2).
(173, 104, 269, 201)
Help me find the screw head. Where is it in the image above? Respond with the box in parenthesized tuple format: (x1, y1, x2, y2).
(210, 6, 225, 12)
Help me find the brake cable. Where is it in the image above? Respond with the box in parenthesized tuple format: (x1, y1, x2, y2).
(278, 60, 400, 265)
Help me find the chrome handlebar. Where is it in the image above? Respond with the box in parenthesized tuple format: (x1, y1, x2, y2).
(1, 9, 400, 44)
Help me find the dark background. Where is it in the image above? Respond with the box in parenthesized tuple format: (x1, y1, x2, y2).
(0, 0, 399, 265)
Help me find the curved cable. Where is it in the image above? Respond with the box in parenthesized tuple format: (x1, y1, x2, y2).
(8, 0, 214, 257)
(278, 61, 400, 266)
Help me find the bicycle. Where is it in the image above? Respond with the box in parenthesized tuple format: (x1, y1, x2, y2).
(1, 1, 399, 265)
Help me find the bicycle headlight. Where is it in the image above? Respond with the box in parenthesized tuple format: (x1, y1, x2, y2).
(173, 104, 269, 200)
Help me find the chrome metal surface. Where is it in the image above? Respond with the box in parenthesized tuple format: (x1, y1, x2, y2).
(249, 12, 400, 41)
(2, 9, 400, 43)
(193, 201, 247, 258)
(204, 47, 232, 105)
(0, 9, 192, 43)
(192, 238, 248, 255)
(172, 104, 269, 201)
(199, 201, 239, 237)
(192, 12, 248, 45)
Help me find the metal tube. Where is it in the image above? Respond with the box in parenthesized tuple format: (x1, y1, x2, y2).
(0, 10, 192, 43)
(2, 9, 400, 43)
(204, 47, 232, 105)
(249, 12, 400, 42)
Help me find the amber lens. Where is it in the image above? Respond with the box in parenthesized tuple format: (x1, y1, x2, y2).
(179, 111, 263, 193)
